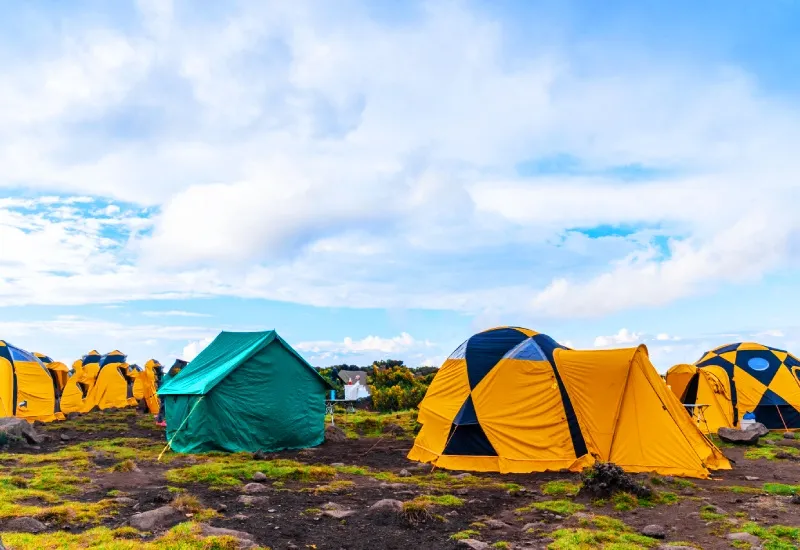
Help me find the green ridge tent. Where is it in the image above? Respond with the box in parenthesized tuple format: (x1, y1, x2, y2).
(158, 330, 334, 453)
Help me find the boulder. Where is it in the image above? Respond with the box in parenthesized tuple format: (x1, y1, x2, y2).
(641, 525, 666, 539)
(129, 505, 184, 531)
(0, 418, 45, 445)
(743, 422, 770, 437)
(325, 425, 347, 443)
(198, 524, 257, 549)
(369, 499, 404, 513)
(237, 495, 267, 506)
(727, 532, 762, 546)
(718, 427, 761, 445)
(242, 483, 267, 494)
(252, 472, 267, 482)
(457, 540, 490, 550)
(485, 519, 510, 530)
(5, 517, 46, 533)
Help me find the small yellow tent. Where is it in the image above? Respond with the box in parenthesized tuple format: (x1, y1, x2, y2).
(409, 327, 730, 479)
(0, 341, 63, 423)
(133, 359, 161, 414)
(33, 353, 71, 394)
(60, 360, 90, 415)
(668, 342, 800, 431)
(80, 350, 102, 393)
(80, 350, 133, 412)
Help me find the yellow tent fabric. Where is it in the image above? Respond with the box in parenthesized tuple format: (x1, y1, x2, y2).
(668, 342, 800, 431)
(60, 360, 90, 415)
(0, 341, 63, 423)
(133, 359, 161, 414)
(80, 350, 102, 393)
(33, 353, 71, 393)
(665, 364, 735, 434)
(80, 350, 134, 412)
(409, 328, 730, 479)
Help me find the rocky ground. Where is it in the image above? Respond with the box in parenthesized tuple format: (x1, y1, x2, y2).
(0, 409, 798, 549)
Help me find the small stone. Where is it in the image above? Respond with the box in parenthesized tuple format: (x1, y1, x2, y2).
(791, 494, 800, 505)
(641, 525, 666, 539)
(60, 434, 72, 441)
(242, 483, 267, 494)
(784, 432, 796, 440)
(198, 523, 257, 549)
(398, 469, 411, 477)
(485, 519, 510, 530)
(709, 505, 726, 515)
(233, 514, 249, 521)
(237, 495, 268, 506)
(454, 473, 473, 480)
(457, 540, 490, 550)
(330, 463, 345, 468)
(112, 497, 137, 506)
(573, 512, 593, 520)
(6, 517, 46, 534)
(252, 472, 267, 482)
(268, 509, 276, 513)
(287, 543, 299, 550)
(745, 476, 760, 481)
(322, 509, 355, 519)
(129, 506, 183, 531)
(253, 450, 268, 461)
(444, 510, 459, 518)
(727, 532, 761, 546)
(216, 504, 228, 512)
(522, 522, 545, 532)
(379, 483, 410, 490)
(368, 499, 403, 513)
(322, 502, 347, 511)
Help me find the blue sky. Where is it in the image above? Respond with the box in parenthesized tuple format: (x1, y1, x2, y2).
(1, 0, 799, 371)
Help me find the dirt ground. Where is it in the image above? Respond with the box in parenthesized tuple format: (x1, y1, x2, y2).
(1, 409, 799, 549)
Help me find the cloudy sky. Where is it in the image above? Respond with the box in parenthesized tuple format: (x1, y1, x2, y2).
(1, 0, 799, 371)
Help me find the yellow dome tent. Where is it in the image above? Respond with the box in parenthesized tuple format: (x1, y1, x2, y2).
(667, 342, 800, 432)
(0, 341, 64, 423)
(81, 350, 134, 412)
(80, 350, 102, 393)
(60, 360, 90, 415)
(133, 359, 161, 414)
(409, 327, 730, 479)
(33, 353, 71, 394)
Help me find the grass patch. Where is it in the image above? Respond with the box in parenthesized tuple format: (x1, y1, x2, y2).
(503, 483, 523, 494)
(411, 494, 464, 508)
(762, 483, 799, 496)
(110, 459, 137, 473)
(700, 505, 727, 522)
(611, 492, 638, 512)
(744, 445, 799, 461)
(165, 457, 336, 487)
(548, 528, 659, 549)
(309, 480, 356, 494)
(492, 543, 510, 549)
(516, 499, 585, 516)
(450, 529, 480, 541)
(741, 522, 800, 549)
(542, 480, 581, 497)
(718, 485, 762, 495)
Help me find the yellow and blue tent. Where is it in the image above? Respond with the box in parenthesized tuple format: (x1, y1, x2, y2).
(133, 359, 162, 414)
(668, 342, 800, 431)
(0, 341, 63, 423)
(81, 350, 134, 412)
(33, 353, 71, 394)
(60, 360, 90, 415)
(409, 327, 729, 479)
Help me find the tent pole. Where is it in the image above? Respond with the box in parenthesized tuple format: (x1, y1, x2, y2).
(775, 405, 789, 432)
(431, 424, 459, 474)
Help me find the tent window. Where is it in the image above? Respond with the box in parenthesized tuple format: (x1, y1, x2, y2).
(503, 338, 546, 361)
(747, 357, 770, 371)
(448, 339, 469, 360)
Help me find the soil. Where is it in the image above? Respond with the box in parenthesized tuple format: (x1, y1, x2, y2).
(5, 412, 800, 549)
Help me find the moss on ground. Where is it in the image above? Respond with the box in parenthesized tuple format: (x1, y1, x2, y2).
(541, 480, 581, 497)
(516, 499, 585, 516)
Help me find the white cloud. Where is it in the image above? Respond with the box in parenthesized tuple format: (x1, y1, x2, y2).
(594, 328, 643, 347)
(297, 332, 429, 355)
(183, 336, 214, 361)
(141, 310, 211, 318)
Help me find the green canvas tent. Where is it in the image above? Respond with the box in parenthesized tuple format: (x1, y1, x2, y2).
(158, 330, 334, 454)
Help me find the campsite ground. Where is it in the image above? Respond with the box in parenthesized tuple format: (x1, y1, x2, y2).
(0, 409, 799, 549)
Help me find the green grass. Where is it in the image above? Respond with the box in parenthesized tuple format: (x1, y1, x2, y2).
(547, 528, 659, 549)
(449, 529, 480, 541)
(329, 409, 418, 439)
(699, 505, 727, 522)
(516, 499, 585, 516)
(740, 522, 800, 550)
(492, 543, 510, 549)
(165, 457, 336, 487)
(762, 483, 799, 496)
(718, 485, 762, 494)
(542, 480, 581, 497)
(744, 445, 798, 461)
(410, 494, 464, 507)
(611, 492, 638, 512)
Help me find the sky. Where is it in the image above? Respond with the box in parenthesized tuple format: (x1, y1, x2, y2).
(1, 0, 799, 372)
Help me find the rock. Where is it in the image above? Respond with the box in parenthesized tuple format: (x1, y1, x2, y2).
(454, 473, 473, 480)
(330, 463, 345, 468)
(485, 519, 510, 530)
(232, 513, 249, 521)
(129, 506, 183, 531)
(522, 522, 545, 532)
(216, 504, 228, 512)
(784, 432, 796, 440)
(727, 532, 762, 546)
(322, 509, 355, 519)
(790, 494, 800, 505)
(379, 483, 410, 490)
(409, 462, 433, 473)
(112, 497, 137, 506)
(198, 523, 257, 549)
(0, 418, 45, 445)
(382, 423, 405, 436)
(708, 505, 726, 515)
(287, 543, 299, 550)
(398, 469, 411, 478)
(457, 540, 490, 550)
(718, 427, 761, 445)
(444, 510, 459, 518)
(774, 450, 799, 460)
(573, 512, 593, 520)
(325, 425, 347, 443)
(253, 450, 268, 461)
(242, 483, 267, 494)
(60, 433, 72, 442)
(743, 422, 770, 437)
(369, 499, 404, 513)
(745, 476, 760, 481)
(252, 472, 267, 482)
(5, 517, 46, 533)
(237, 495, 267, 506)
(641, 525, 667, 539)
